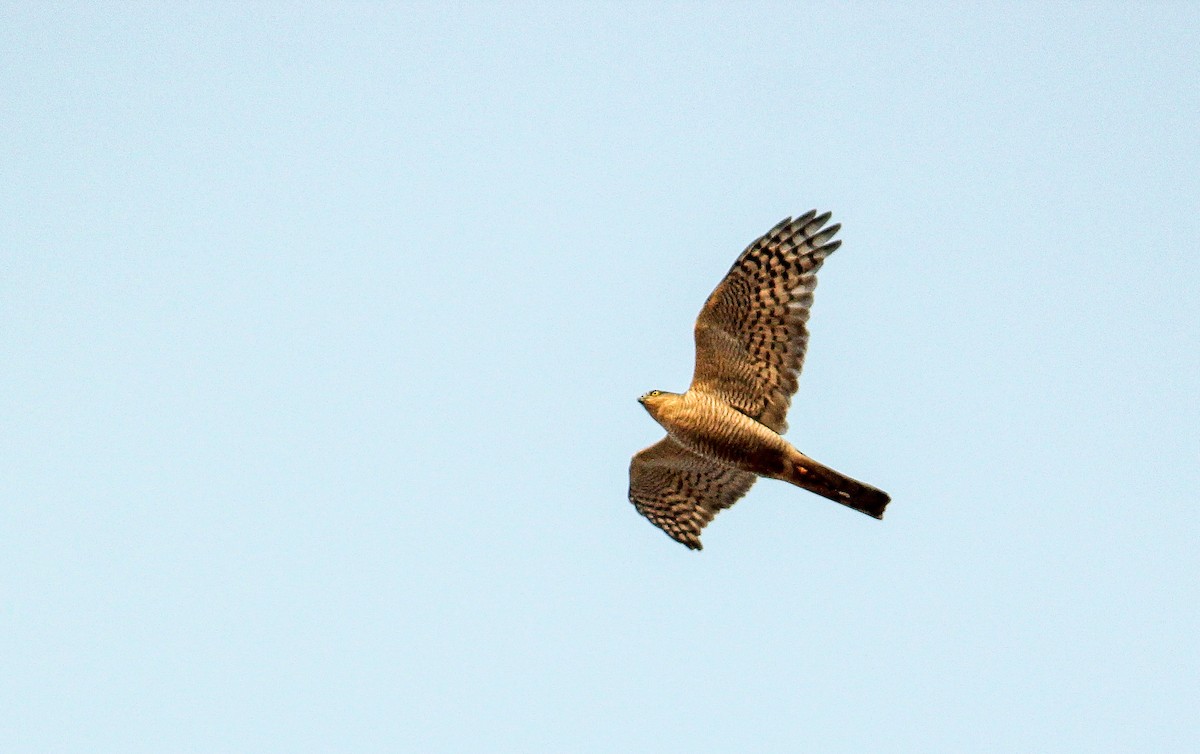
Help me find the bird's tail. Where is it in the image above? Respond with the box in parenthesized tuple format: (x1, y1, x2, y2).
(786, 454, 890, 519)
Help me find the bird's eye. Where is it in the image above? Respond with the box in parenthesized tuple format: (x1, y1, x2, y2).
(649, 390, 661, 397)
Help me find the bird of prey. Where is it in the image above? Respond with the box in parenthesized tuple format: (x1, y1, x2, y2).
(629, 211, 890, 550)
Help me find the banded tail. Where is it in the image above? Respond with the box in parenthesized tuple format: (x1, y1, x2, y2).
(787, 455, 890, 519)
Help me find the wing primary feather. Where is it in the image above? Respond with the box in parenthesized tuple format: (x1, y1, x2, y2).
(801, 211, 832, 235)
(791, 209, 817, 228)
(810, 224, 841, 247)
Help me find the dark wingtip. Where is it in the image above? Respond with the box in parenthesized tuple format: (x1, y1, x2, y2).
(794, 209, 817, 226)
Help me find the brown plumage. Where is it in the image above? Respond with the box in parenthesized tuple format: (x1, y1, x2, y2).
(629, 211, 890, 550)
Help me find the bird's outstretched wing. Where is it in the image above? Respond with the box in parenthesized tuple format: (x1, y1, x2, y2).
(690, 211, 841, 433)
(628, 436, 756, 550)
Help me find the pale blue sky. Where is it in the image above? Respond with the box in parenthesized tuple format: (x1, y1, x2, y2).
(3, 3, 1198, 752)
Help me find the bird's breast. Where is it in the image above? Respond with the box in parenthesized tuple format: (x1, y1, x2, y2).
(658, 393, 794, 478)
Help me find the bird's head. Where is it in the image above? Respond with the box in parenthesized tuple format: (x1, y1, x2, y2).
(637, 389, 673, 416)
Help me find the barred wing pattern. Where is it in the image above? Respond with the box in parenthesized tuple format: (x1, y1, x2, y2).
(690, 211, 841, 433)
(628, 437, 757, 550)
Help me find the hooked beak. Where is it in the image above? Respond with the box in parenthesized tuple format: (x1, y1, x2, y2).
(637, 395, 645, 404)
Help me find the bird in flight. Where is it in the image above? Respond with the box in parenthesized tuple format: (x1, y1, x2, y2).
(629, 211, 890, 550)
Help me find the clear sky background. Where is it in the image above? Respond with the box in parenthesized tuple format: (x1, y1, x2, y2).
(3, 3, 1198, 752)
